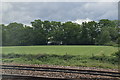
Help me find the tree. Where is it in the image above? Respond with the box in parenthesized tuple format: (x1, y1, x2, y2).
(48, 21, 63, 44)
(99, 19, 116, 28)
(2, 22, 25, 46)
(31, 19, 48, 45)
(80, 22, 91, 44)
(61, 21, 81, 45)
(2, 19, 119, 46)
(85, 21, 99, 44)
(96, 27, 111, 45)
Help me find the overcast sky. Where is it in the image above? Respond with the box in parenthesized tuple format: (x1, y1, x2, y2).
(1, 2, 118, 25)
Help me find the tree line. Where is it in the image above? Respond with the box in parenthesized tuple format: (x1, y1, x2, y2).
(1, 19, 119, 46)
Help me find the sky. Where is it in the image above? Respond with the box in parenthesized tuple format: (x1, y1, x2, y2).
(1, 2, 118, 25)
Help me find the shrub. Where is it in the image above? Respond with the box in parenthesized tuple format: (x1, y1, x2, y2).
(112, 51, 120, 58)
(90, 54, 108, 61)
(105, 41, 118, 47)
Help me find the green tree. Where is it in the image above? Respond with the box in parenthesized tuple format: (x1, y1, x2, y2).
(2, 22, 24, 46)
(2, 19, 119, 46)
(96, 28, 111, 45)
(61, 21, 81, 45)
(31, 19, 47, 45)
(86, 21, 99, 44)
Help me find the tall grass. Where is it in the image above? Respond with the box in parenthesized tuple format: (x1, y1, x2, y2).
(2, 53, 119, 69)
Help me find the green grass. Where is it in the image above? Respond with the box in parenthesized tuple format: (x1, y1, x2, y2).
(2, 45, 118, 56)
(1, 45, 119, 69)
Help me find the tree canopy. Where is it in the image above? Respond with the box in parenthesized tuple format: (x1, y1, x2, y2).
(1, 19, 119, 46)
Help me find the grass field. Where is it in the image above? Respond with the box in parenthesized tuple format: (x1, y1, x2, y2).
(2, 45, 119, 69)
(2, 45, 118, 56)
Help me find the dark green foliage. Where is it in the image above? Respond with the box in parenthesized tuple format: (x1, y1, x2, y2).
(90, 53, 119, 64)
(2, 53, 119, 69)
(105, 41, 118, 47)
(1, 19, 119, 46)
(113, 50, 120, 58)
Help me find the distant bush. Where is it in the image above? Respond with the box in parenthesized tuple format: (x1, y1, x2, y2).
(105, 41, 118, 47)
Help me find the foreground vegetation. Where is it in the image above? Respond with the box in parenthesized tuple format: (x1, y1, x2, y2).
(2, 46, 119, 69)
(2, 53, 119, 69)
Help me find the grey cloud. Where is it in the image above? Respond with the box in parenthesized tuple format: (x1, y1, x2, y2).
(2, 2, 118, 25)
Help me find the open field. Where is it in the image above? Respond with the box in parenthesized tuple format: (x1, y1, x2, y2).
(2, 45, 118, 56)
(2, 45, 119, 69)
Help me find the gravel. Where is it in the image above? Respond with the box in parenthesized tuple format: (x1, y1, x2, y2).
(2, 63, 120, 80)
